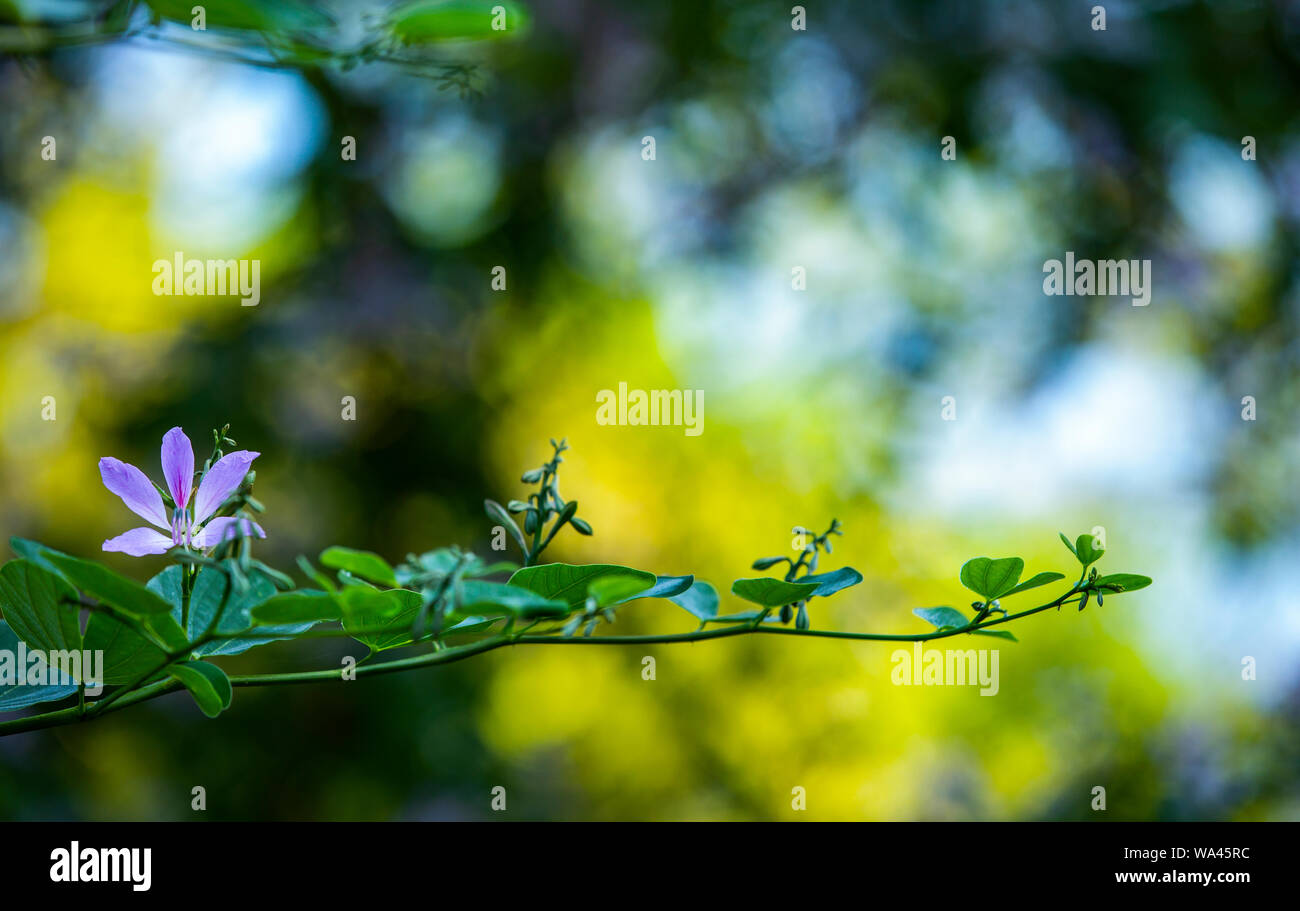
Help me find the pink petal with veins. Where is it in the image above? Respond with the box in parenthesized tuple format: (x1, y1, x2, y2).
(102, 527, 173, 557)
(192, 450, 259, 525)
(99, 457, 168, 529)
(160, 426, 194, 509)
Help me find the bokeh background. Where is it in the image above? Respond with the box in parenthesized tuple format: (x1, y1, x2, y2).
(1, 0, 1298, 820)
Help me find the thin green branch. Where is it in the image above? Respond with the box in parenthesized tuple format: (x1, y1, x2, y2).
(0, 587, 1084, 738)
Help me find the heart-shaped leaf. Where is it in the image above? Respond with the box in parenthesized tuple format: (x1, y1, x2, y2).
(456, 581, 569, 619)
(959, 557, 1024, 600)
(509, 564, 656, 608)
(730, 577, 818, 608)
(1074, 534, 1105, 566)
(339, 587, 425, 653)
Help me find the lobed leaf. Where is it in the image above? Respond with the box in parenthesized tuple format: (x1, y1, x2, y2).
(959, 557, 1024, 600)
(456, 581, 569, 619)
(1074, 534, 1105, 566)
(509, 563, 655, 608)
(339, 587, 425, 653)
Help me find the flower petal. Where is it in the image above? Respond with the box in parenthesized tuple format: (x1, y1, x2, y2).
(195, 517, 266, 549)
(102, 527, 174, 557)
(192, 450, 260, 524)
(160, 426, 195, 509)
(99, 457, 169, 528)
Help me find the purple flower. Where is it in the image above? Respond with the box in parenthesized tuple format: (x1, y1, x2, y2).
(100, 426, 264, 557)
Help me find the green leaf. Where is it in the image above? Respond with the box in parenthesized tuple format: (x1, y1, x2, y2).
(1001, 571, 1065, 598)
(0, 620, 79, 711)
(82, 611, 185, 685)
(166, 660, 232, 719)
(669, 581, 719, 621)
(337, 569, 379, 589)
(484, 500, 528, 556)
(149, 564, 314, 657)
(1074, 534, 1105, 566)
(794, 566, 863, 598)
(398, 548, 515, 584)
(959, 557, 1024, 600)
(0, 560, 82, 654)
(339, 587, 425, 653)
(912, 606, 971, 631)
(971, 629, 1018, 642)
(730, 577, 818, 608)
(145, 0, 334, 33)
(44, 551, 174, 616)
(1095, 573, 1153, 593)
(388, 0, 530, 43)
(455, 581, 569, 619)
(320, 546, 398, 588)
(750, 556, 790, 570)
(251, 590, 341, 624)
(586, 575, 653, 608)
(1058, 532, 1077, 557)
(607, 574, 694, 605)
(509, 564, 656, 608)
(10, 537, 70, 576)
(296, 555, 336, 593)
